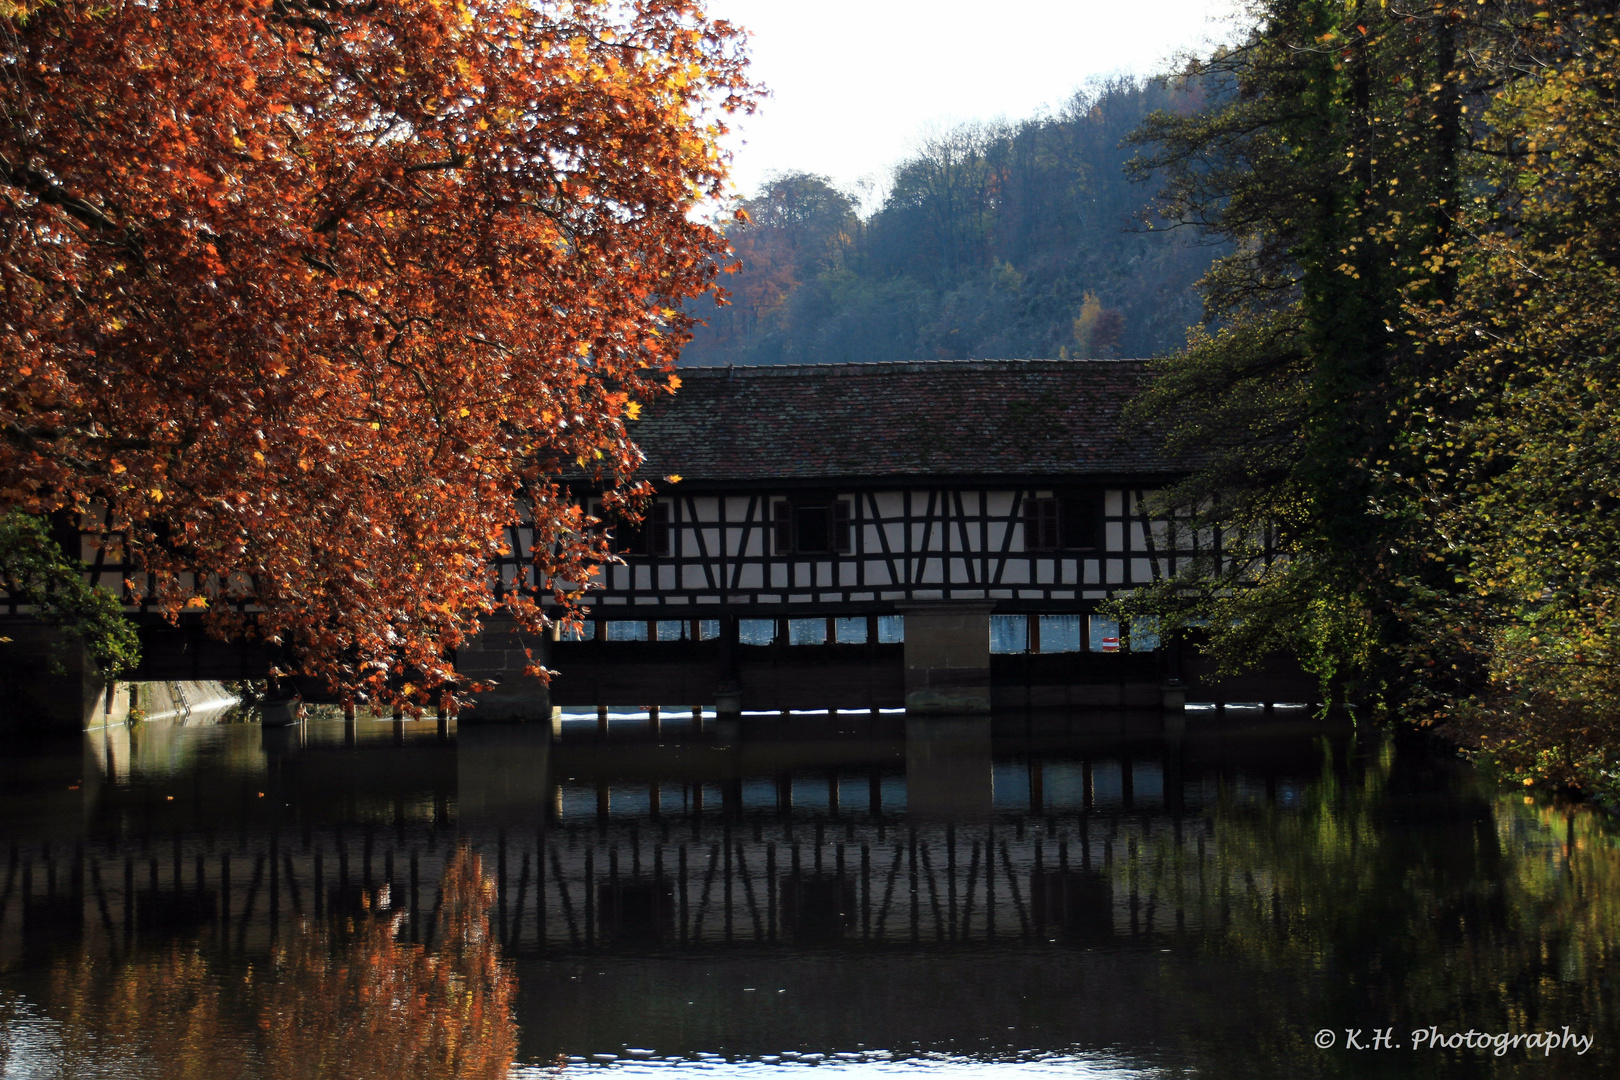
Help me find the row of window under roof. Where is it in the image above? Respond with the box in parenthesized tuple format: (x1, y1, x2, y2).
(558, 614, 1160, 653)
(553, 760, 1176, 819)
(594, 493, 1105, 558)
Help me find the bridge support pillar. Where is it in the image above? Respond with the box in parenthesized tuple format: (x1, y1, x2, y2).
(0, 622, 106, 732)
(457, 617, 560, 725)
(905, 716, 992, 818)
(1161, 675, 1187, 734)
(894, 601, 995, 714)
(713, 682, 742, 720)
(457, 724, 552, 827)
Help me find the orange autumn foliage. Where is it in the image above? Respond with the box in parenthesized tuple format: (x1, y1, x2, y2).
(39, 846, 516, 1080)
(258, 846, 515, 1080)
(0, 0, 754, 701)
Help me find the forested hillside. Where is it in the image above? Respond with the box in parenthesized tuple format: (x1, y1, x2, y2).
(682, 79, 1223, 365)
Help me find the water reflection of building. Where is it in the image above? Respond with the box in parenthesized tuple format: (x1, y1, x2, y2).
(7, 716, 1613, 1077)
(0, 714, 1344, 966)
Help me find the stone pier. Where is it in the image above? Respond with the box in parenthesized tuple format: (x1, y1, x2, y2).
(456, 617, 560, 725)
(905, 716, 993, 818)
(894, 601, 995, 714)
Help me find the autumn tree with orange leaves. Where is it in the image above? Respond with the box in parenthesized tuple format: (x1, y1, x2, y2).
(0, 0, 752, 703)
(36, 846, 516, 1080)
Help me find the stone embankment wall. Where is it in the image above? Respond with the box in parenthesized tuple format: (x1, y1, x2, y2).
(87, 681, 240, 728)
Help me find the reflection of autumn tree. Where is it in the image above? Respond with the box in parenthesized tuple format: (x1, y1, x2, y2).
(0, 992, 19, 1076)
(260, 846, 514, 1080)
(1148, 741, 1620, 1077)
(38, 845, 513, 1080)
(48, 948, 248, 1080)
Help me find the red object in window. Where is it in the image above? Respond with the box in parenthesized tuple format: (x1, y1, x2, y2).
(1101, 636, 1120, 652)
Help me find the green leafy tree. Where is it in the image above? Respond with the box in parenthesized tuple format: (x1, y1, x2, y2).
(1118, 0, 1479, 697)
(0, 510, 138, 675)
(1121, 0, 1620, 793)
(1401, 8, 1620, 790)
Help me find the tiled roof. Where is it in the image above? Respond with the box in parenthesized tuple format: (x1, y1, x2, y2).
(626, 360, 1181, 484)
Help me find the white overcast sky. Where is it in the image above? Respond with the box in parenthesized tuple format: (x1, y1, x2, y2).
(704, 1, 1247, 203)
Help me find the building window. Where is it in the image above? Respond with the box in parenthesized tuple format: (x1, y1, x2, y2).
(738, 618, 777, 646)
(648, 502, 671, 557)
(1022, 490, 1101, 551)
(590, 501, 670, 557)
(990, 614, 1029, 654)
(1024, 497, 1061, 551)
(787, 617, 827, 645)
(773, 499, 851, 554)
(604, 620, 649, 642)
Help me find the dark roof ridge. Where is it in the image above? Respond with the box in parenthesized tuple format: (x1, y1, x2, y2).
(619, 356, 1184, 482)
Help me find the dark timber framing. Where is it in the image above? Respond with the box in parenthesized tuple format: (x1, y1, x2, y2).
(6, 359, 1204, 625)
(524, 359, 1203, 626)
(533, 483, 1206, 620)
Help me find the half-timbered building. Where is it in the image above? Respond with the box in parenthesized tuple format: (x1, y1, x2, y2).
(544, 358, 1190, 625)
(9, 358, 1310, 728)
(477, 358, 1240, 717)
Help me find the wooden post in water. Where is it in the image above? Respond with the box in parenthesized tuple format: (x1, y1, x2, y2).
(580, 847, 595, 947)
(723, 824, 733, 943)
(536, 827, 548, 946)
(908, 827, 919, 943)
(678, 845, 689, 945)
(269, 834, 280, 939)
(860, 844, 870, 939)
(497, 830, 508, 941)
(220, 852, 231, 931)
(767, 843, 777, 942)
(607, 846, 619, 944)
(836, 842, 846, 937)
(409, 851, 420, 942)
(790, 841, 802, 941)
(1033, 840, 1045, 939)
(984, 825, 995, 941)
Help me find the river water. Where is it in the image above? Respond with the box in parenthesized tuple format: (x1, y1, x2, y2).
(0, 708, 1614, 1079)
